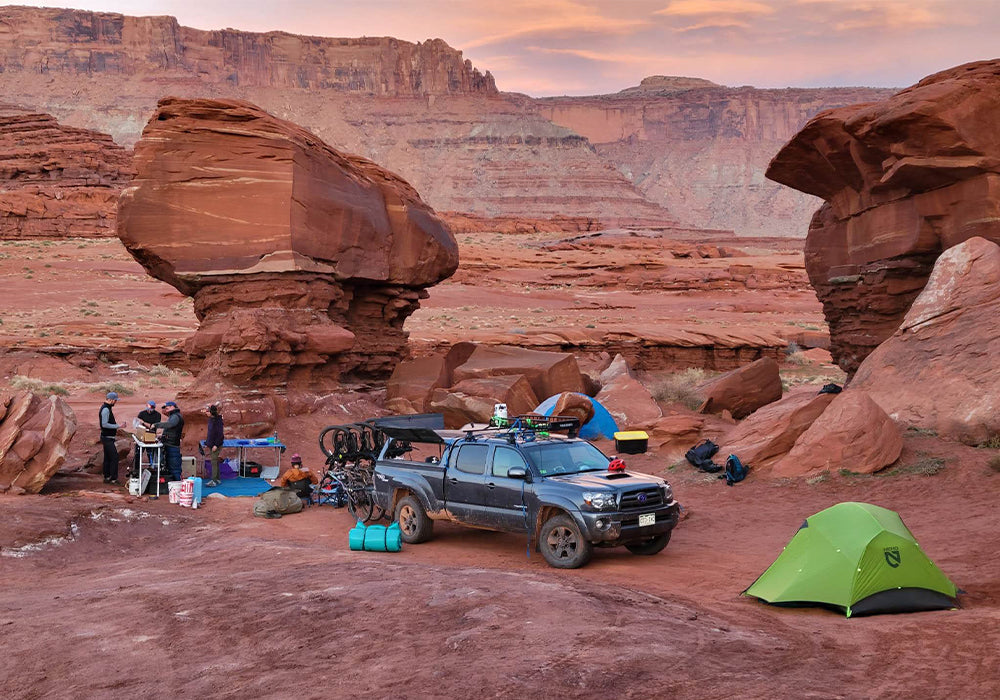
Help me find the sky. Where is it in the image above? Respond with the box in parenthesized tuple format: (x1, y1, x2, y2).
(10, 0, 1000, 96)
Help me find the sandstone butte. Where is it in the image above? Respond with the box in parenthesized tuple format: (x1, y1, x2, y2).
(0, 6, 895, 237)
(768, 59, 1000, 374)
(117, 97, 458, 391)
(0, 105, 133, 239)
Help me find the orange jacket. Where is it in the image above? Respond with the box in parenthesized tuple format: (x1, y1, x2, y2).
(275, 466, 319, 488)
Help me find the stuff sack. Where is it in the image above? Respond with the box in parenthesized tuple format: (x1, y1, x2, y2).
(253, 487, 305, 518)
(721, 454, 749, 486)
(685, 439, 722, 473)
(819, 383, 843, 395)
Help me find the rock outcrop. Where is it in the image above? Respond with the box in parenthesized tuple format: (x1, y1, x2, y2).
(851, 237, 1000, 443)
(694, 356, 782, 419)
(117, 97, 458, 388)
(768, 60, 1000, 373)
(0, 106, 132, 239)
(0, 389, 78, 493)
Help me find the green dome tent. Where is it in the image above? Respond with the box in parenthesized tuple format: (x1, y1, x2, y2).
(744, 502, 959, 617)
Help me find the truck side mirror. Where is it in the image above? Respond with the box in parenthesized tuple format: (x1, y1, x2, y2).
(507, 466, 528, 480)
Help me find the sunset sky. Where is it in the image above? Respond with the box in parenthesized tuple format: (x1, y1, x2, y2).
(13, 0, 1000, 95)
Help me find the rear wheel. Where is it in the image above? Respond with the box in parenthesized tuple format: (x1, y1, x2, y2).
(395, 495, 433, 543)
(539, 514, 593, 569)
(347, 489, 375, 523)
(624, 531, 671, 555)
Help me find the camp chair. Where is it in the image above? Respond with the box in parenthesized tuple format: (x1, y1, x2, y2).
(314, 472, 347, 508)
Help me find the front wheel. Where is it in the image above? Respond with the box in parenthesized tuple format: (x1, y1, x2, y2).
(624, 531, 671, 555)
(539, 514, 593, 569)
(395, 495, 433, 543)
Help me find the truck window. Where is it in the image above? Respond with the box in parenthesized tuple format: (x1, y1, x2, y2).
(523, 440, 609, 476)
(492, 447, 527, 478)
(455, 444, 489, 474)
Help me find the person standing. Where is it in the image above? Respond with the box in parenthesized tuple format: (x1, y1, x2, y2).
(144, 401, 184, 482)
(99, 391, 125, 484)
(204, 404, 225, 487)
(138, 400, 161, 426)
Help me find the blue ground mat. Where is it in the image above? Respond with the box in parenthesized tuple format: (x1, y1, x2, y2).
(204, 477, 272, 498)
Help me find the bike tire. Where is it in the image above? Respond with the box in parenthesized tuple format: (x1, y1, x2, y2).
(347, 490, 375, 523)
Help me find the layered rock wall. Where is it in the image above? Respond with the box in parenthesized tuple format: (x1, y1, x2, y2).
(0, 106, 133, 239)
(768, 60, 1000, 372)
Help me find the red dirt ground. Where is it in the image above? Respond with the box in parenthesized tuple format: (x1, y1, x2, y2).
(2, 435, 998, 699)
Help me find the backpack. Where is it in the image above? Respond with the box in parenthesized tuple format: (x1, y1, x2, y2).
(685, 439, 722, 473)
(720, 454, 749, 486)
(819, 383, 843, 395)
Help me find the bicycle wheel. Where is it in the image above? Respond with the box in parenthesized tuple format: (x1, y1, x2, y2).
(347, 489, 375, 522)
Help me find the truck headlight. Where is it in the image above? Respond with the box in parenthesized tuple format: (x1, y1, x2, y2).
(583, 491, 617, 510)
(661, 484, 673, 502)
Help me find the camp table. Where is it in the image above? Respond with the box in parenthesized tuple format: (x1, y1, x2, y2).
(132, 434, 163, 498)
(200, 438, 286, 479)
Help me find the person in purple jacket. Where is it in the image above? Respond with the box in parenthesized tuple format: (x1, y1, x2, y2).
(204, 404, 225, 486)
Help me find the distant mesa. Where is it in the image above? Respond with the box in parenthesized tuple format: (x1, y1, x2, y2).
(617, 76, 722, 94)
(118, 97, 458, 389)
(768, 59, 1000, 373)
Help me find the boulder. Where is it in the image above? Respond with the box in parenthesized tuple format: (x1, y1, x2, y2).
(451, 345, 585, 400)
(429, 375, 538, 428)
(386, 342, 477, 412)
(647, 413, 706, 462)
(550, 392, 596, 427)
(720, 387, 838, 471)
(851, 237, 1000, 442)
(695, 357, 782, 419)
(117, 97, 458, 388)
(596, 372, 662, 429)
(767, 60, 1000, 373)
(0, 390, 78, 493)
(769, 391, 902, 478)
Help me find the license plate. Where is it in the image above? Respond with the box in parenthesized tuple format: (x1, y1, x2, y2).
(638, 513, 656, 527)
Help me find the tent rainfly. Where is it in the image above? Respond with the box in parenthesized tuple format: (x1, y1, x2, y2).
(534, 393, 618, 440)
(744, 502, 959, 617)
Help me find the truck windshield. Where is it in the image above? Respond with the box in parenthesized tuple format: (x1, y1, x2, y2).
(522, 440, 610, 476)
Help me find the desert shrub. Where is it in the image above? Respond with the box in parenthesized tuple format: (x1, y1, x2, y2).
(880, 455, 946, 477)
(988, 455, 1000, 473)
(10, 375, 70, 396)
(651, 368, 707, 410)
(979, 434, 1000, 450)
(97, 382, 134, 397)
(784, 340, 801, 356)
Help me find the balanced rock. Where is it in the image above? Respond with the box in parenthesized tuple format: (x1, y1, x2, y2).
(851, 237, 1000, 442)
(0, 389, 78, 493)
(769, 391, 902, 478)
(694, 356, 782, 419)
(767, 60, 1000, 373)
(118, 97, 458, 388)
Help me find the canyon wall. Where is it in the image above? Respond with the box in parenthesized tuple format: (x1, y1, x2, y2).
(538, 77, 897, 238)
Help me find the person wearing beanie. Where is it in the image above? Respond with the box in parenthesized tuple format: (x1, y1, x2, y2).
(273, 453, 318, 500)
(99, 392, 125, 484)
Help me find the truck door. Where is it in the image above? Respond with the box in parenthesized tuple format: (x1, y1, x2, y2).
(483, 446, 531, 531)
(443, 443, 489, 523)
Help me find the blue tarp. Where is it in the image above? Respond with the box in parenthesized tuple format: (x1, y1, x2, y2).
(534, 393, 619, 440)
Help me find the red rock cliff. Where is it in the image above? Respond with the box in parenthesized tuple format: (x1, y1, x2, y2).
(538, 78, 896, 237)
(767, 60, 1000, 373)
(0, 105, 132, 239)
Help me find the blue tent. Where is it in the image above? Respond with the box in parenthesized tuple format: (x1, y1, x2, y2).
(534, 393, 619, 440)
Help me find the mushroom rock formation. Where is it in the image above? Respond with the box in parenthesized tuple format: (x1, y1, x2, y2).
(117, 97, 458, 388)
(851, 236, 1000, 443)
(767, 60, 1000, 374)
(0, 389, 78, 494)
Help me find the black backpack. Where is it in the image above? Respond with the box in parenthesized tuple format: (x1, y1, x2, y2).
(685, 439, 722, 473)
(720, 454, 749, 486)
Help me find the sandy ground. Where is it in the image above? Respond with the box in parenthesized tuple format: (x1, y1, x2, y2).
(3, 435, 998, 699)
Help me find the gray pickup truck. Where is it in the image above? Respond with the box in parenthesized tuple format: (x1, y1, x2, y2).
(371, 417, 680, 568)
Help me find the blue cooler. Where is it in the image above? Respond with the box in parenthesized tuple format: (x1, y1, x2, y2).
(185, 476, 203, 506)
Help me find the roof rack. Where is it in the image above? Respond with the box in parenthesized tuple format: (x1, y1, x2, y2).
(485, 413, 581, 441)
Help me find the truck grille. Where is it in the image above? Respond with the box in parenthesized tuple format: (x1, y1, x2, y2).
(619, 487, 663, 510)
